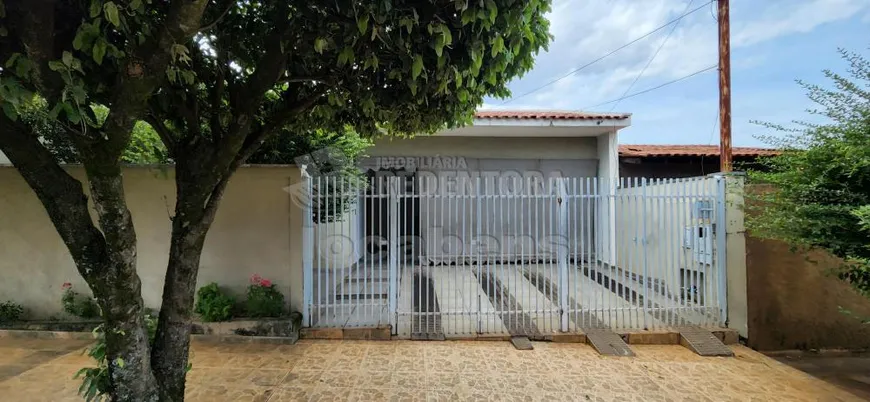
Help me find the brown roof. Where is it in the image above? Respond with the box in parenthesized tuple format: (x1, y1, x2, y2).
(474, 110, 630, 120)
(619, 145, 780, 158)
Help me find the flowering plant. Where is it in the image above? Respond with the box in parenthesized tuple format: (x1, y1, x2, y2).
(246, 274, 284, 318)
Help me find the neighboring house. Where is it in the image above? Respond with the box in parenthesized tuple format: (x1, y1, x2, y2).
(619, 144, 779, 178)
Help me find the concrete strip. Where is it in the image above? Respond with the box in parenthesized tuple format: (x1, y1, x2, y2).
(490, 263, 562, 334)
(396, 266, 415, 337)
(571, 272, 665, 330)
(430, 265, 509, 337)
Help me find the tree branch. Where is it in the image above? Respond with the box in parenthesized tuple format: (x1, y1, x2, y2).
(209, 52, 228, 141)
(144, 114, 177, 155)
(279, 76, 332, 84)
(198, 0, 234, 33)
(12, 0, 70, 102)
(0, 114, 108, 284)
(236, 88, 328, 163)
(99, 0, 211, 157)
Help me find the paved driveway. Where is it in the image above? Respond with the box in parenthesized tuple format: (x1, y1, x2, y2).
(0, 338, 861, 401)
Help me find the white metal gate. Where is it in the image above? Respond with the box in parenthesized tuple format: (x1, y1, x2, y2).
(302, 174, 726, 338)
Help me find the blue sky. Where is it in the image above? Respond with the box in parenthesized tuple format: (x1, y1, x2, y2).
(482, 0, 870, 147)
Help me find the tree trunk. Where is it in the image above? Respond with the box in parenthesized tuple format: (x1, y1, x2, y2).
(85, 163, 161, 401)
(0, 117, 159, 400)
(150, 224, 209, 400)
(151, 162, 233, 400)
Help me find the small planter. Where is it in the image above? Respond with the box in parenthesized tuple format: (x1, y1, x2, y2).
(191, 313, 302, 338)
(0, 319, 102, 332)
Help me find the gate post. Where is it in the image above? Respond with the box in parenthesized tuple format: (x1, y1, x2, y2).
(558, 178, 570, 332)
(302, 174, 314, 327)
(388, 176, 400, 331)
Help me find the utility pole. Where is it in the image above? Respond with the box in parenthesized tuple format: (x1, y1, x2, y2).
(718, 0, 732, 172)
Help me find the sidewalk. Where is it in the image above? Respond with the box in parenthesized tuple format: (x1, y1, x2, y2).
(0, 337, 862, 401)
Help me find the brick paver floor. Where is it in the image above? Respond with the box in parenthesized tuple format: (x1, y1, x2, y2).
(0, 338, 862, 401)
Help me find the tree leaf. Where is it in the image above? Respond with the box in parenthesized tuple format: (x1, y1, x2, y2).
(337, 46, 354, 66)
(130, 0, 142, 12)
(461, 9, 475, 25)
(314, 38, 327, 54)
(73, 30, 86, 50)
(1, 103, 17, 121)
(89, 0, 101, 18)
(104, 2, 120, 28)
(486, 0, 497, 24)
(92, 39, 107, 64)
(411, 54, 423, 80)
(457, 88, 468, 103)
(4, 53, 20, 68)
(48, 60, 65, 71)
(357, 14, 369, 35)
(70, 85, 87, 104)
(491, 36, 504, 57)
(62, 51, 74, 67)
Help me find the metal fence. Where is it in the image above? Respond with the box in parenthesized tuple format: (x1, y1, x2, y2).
(301, 174, 726, 337)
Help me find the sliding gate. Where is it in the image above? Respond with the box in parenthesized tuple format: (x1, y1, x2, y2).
(302, 174, 727, 338)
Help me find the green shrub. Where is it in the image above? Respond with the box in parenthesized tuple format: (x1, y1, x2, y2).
(246, 274, 284, 318)
(61, 282, 100, 319)
(194, 283, 235, 322)
(0, 301, 24, 323)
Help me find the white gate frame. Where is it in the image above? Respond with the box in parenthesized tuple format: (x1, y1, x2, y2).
(301, 174, 730, 333)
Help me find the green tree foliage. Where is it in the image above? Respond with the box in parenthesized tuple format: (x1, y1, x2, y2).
(249, 127, 371, 167)
(748, 49, 870, 297)
(0, 0, 551, 398)
(20, 101, 170, 164)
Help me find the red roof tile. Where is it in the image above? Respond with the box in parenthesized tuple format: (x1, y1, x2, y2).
(619, 145, 780, 158)
(474, 110, 630, 120)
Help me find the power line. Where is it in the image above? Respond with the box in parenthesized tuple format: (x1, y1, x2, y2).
(500, 0, 714, 106)
(610, 0, 696, 112)
(581, 64, 717, 110)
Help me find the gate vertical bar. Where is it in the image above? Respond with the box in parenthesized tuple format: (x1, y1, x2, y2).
(388, 176, 399, 330)
(302, 174, 314, 327)
(715, 175, 728, 326)
(558, 178, 569, 332)
(641, 178, 650, 329)
(476, 177, 483, 334)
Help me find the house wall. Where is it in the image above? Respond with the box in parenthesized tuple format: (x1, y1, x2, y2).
(356, 135, 603, 264)
(0, 165, 306, 318)
(619, 160, 722, 178)
(618, 157, 764, 179)
(613, 176, 725, 327)
(367, 136, 599, 160)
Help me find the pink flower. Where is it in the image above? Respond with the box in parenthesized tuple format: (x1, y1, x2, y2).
(250, 274, 262, 285)
(61, 282, 72, 290)
(259, 279, 272, 287)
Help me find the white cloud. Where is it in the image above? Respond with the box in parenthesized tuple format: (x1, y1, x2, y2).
(485, 0, 868, 146)
(732, 0, 869, 47)
(497, 0, 869, 111)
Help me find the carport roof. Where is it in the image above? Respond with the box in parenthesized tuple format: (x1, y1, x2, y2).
(474, 110, 630, 120)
